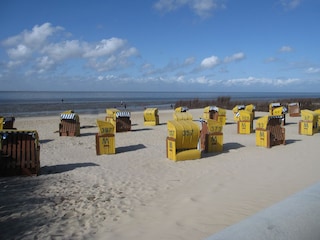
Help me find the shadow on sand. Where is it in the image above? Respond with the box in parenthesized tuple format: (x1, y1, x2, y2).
(131, 128, 153, 132)
(79, 132, 97, 137)
(285, 139, 301, 145)
(201, 142, 245, 158)
(116, 144, 146, 153)
(39, 139, 54, 144)
(0, 177, 57, 239)
(40, 162, 99, 175)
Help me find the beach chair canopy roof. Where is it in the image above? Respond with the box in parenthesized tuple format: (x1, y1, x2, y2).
(144, 108, 159, 121)
(144, 108, 158, 114)
(60, 113, 78, 120)
(288, 102, 299, 106)
(0, 130, 40, 147)
(96, 119, 114, 134)
(116, 111, 131, 118)
(245, 104, 256, 110)
(301, 109, 318, 121)
(204, 106, 219, 113)
(238, 110, 253, 120)
(167, 120, 200, 149)
(270, 102, 281, 107)
(271, 106, 288, 115)
(269, 115, 283, 120)
(0, 116, 15, 123)
(173, 111, 193, 121)
(256, 115, 283, 129)
(175, 106, 189, 112)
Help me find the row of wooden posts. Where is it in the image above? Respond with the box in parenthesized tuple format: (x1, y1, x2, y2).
(1, 102, 319, 176)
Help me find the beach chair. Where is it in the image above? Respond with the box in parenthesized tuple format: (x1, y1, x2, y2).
(299, 110, 318, 136)
(288, 102, 301, 117)
(59, 110, 80, 136)
(245, 104, 256, 119)
(314, 109, 320, 131)
(166, 120, 201, 161)
(105, 108, 131, 132)
(200, 119, 223, 153)
(237, 110, 254, 134)
(95, 120, 115, 155)
(232, 105, 245, 122)
(256, 115, 285, 148)
(175, 106, 189, 112)
(269, 103, 287, 126)
(269, 103, 281, 115)
(173, 107, 193, 121)
(203, 106, 226, 125)
(0, 130, 40, 176)
(0, 116, 15, 129)
(144, 108, 159, 126)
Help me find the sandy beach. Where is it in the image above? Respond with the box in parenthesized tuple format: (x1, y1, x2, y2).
(1, 108, 320, 240)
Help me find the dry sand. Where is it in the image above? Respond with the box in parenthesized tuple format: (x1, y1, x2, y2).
(1, 109, 320, 240)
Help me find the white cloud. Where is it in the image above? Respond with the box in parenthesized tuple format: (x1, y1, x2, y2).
(7, 60, 23, 68)
(192, 0, 218, 17)
(83, 38, 126, 58)
(120, 47, 139, 58)
(154, 0, 181, 12)
(141, 63, 153, 70)
(184, 57, 195, 65)
(1, 23, 139, 75)
(273, 78, 299, 86)
(279, 45, 293, 52)
(200, 52, 244, 70)
(42, 40, 83, 61)
(24, 23, 62, 48)
(2, 23, 62, 49)
(96, 74, 116, 82)
(140, 57, 196, 76)
(7, 44, 32, 59)
(87, 55, 118, 72)
(280, 0, 301, 10)
(193, 76, 209, 84)
(224, 52, 245, 63)
(176, 75, 185, 83)
(154, 0, 224, 18)
(265, 57, 278, 63)
(223, 77, 300, 86)
(36, 56, 55, 73)
(306, 67, 320, 74)
(201, 55, 219, 69)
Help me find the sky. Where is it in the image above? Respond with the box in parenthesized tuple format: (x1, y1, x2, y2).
(0, 0, 319, 92)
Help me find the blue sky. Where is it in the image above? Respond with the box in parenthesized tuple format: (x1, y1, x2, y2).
(0, 0, 319, 92)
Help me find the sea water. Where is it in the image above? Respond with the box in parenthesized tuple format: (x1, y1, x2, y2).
(0, 91, 319, 117)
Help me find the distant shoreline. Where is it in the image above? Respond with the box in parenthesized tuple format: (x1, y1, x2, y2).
(1, 91, 319, 117)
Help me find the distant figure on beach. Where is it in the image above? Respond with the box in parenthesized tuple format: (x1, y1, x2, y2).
(61, 99, 64, 103)
(121, 101, 126, 109)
